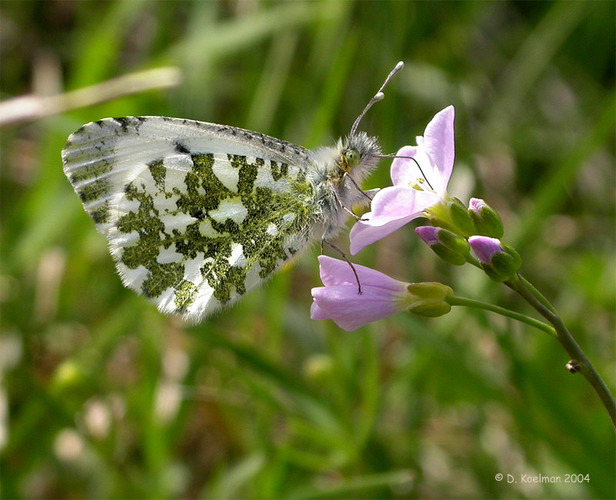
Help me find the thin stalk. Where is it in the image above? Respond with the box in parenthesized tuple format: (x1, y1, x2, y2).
(519, 274, 557, 314)
(0, 67, 181, 126)
(447, 295, 556, 337)
(506, 274, 616, 429)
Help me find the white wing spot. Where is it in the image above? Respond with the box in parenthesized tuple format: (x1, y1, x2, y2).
(110, 229, 140, 248)
(134, 167, 157, 197)
(266, 223, 278, 236)
(199, 219, 218, 237)
(212, 155, 239, 192)
(116, 263, 149, 290)
(117, 195, 141, 214)
(209, 197, 247, 225)
(152, 192, 179, 214)
(184, 253, 204, 283)
(287, 165, 300, 178)
(255, 168, 289, 193)
(159, 212, 198, 234)
(157, 243, 184, 264)
(186, 281, 218, 320)
(229, 243, 246, 267)
(157, 287, 177, 314)
(163, 165, 190, 195)
(164, 155, 193, 173)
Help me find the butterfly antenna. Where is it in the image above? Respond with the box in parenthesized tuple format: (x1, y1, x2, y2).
(377, 153, 435, 191)
(349, 61, 404, 137)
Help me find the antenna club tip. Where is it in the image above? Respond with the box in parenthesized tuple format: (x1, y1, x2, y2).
(349, 62, 403, 136)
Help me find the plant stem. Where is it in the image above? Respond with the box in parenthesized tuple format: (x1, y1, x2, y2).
(507, 274, 616, 429)
(0, 67, 181, 126)
(518, 275, 556, 314)
(447, 295, 556, 337)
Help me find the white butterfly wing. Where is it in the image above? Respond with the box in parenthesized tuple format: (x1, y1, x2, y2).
(62, 117, 319, 320)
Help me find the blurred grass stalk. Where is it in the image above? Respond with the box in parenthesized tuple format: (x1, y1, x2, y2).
(0, 67, 182, 126)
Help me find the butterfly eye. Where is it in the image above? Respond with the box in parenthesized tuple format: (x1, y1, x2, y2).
(345, 149, 360, 169)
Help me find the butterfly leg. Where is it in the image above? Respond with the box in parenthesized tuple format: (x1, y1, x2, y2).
(343, 172, 373, 202)
(331, 176, 372, 222)
(330, 187, 364, 221)
(321, 237, 363, 295)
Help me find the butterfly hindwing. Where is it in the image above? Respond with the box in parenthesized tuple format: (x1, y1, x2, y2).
(62, 117, 319, 320)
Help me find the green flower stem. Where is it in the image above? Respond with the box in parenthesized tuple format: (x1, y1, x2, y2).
(519, 275, 557, 314)
(446, 295, 556, 337)
(507, 274, 616, 429)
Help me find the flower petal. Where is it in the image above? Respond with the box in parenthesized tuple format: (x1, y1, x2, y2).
(310, 301, 329, 320)
(317, 255, 408, 291)
(415, 225, 440, 245)
(311, 285, 404, 331)
(390, 146, 418, 185)
(349, 216, 413, 255)
(349, 187, 441, 254)
(371, 185, 440, 219)
(468, 197, 485, 212)
(423, 105, 455, 192)
(468, 235, 503, 264)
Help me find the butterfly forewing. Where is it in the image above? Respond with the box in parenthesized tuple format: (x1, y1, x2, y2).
(62, 117, 319, 320)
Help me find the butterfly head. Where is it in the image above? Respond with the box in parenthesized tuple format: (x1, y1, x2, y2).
(337, 132, 381, 179)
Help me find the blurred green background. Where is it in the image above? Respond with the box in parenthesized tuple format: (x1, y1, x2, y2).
(1, 1, 614, 498)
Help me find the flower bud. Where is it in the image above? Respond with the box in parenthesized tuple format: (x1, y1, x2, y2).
(427, 198, 475, 237)
(425, 202, 455, 233)
(468, 236, 522, 282)
(407, 282, 453, 300)
(468, 198, 504, 238)
(415, 226, 469, 266)
(449, 198, 475, 237)
(409, 299, 452, 317)
(405, 282, 453, 317)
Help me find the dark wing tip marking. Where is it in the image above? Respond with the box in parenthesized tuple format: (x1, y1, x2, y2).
(174, 141, 190, 154)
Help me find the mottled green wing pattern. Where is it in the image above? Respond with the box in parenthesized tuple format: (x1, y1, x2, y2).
(62, 117, 319, 320)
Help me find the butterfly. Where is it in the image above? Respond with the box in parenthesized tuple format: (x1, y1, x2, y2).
(62, 62, 404, 321)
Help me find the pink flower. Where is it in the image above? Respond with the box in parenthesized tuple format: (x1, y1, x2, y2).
(349, 105, 455, 254)
(310, 256, 410, 331)
(468, 198, 487, 215)
(468, 235, 522, 282)
(415, 225, 441, 246)
(467, 197, 504, 238)
(468, 236, 504, 264)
